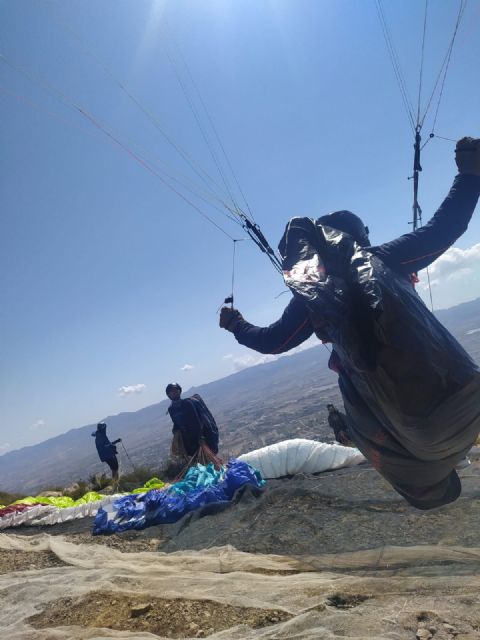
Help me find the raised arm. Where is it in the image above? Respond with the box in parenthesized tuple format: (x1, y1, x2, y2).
(219, 296, 313, 354)
(373, 138, 480, 276)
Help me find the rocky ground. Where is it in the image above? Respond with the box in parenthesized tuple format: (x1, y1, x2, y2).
(8, 454, 480, 556)
(3, 454, 480, 638)
(27, 592, 292, 638)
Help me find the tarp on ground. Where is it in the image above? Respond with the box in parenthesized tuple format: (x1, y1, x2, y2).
(0, 495, 122, 530)
(238, 438, 365, 478)
(93, 459, 264, 535)
(0, 503, 37, 518)
(0, 483, 165, 531)
(2, 533, 480, 639)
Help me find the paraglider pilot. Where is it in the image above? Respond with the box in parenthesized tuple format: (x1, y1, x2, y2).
(92, 422, 122, 488)
(166, 383, 219, 458)
(220, 137, 480, 510)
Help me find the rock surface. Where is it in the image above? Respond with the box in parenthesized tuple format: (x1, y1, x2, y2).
(3, 456, 480, 638)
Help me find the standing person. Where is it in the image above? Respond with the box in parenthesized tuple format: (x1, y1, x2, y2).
(92, 422, 122, 488)
(219, 137, 480, 510)
(326, 404, 353, 447)
(166, 383, 219, 457)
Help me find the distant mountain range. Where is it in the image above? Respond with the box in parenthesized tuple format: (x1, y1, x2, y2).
(1, 297, 479, 494)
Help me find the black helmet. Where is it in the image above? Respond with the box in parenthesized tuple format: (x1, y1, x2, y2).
(97, 422, 107, 431)
(165, 383, 182, 396)
(317, 210, 370, 246)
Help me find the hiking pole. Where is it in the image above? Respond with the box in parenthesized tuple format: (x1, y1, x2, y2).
(121, 442, 136, 472)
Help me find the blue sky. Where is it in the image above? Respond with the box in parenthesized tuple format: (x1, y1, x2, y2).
(1, 0, 479, 453)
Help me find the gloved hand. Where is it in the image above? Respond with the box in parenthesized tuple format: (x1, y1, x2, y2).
(455, 137, 480, 176)
(219, 307, 243, 331)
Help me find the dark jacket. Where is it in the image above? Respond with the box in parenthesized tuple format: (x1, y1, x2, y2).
(168, 394, 219, 456)
(232, 174, 480, 509)
(92, 431, 119, 462)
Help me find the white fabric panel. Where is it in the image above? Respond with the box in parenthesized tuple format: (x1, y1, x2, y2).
(0, 495, 122, 530)
(0, 505, 56, 531)
(238, 439, 365, 478)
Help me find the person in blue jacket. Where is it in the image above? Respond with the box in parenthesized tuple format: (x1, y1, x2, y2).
(92, 422, 122, 487)
(220, 137, 480, 510)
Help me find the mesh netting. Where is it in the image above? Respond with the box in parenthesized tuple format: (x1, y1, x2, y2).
(2, 533, 480, 639)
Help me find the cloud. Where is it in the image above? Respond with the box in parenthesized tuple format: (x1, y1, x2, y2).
(118, 384, 146, 397)
(419, 242, 480, 288)
(222, 354, 234, 360)
(181, 364, 194, 371)
(0, 442, 11, 453)
(289, 335, 319, 354)
(30, 419, 45, 431)
(232, 353, 278, 371)
(228, 336, 319, 372)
